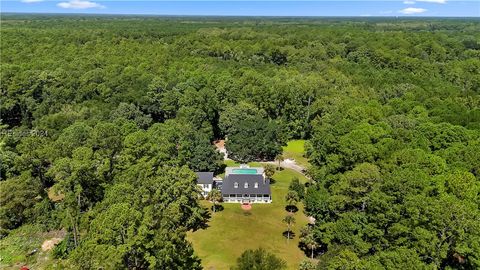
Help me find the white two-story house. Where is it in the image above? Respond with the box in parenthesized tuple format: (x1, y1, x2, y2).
(195, 172, 214, 198)
(221, 165, 271, 203)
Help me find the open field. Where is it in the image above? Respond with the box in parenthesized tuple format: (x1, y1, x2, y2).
(282, 140, 309, 168)
(188, 168, 309, 270)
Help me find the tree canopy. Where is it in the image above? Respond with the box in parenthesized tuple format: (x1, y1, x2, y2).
(1, 15, 479, 269)
(232, 248, 287, 270)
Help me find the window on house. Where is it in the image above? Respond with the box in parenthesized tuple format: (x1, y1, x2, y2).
(234, 182, 238, 188)
(244, 182, 249, 188)
(254, 182, 258, 188)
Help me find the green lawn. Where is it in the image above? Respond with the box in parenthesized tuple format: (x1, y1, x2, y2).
(188, 168, 309, 270)
(222, 160, 262, 168)
(282, 140, 309, 168)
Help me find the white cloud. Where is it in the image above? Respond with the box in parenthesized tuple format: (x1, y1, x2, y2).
(399, 7, 428, 14)
(57, 0, 105, 9)
(403, 1, 416, 4)
(417, 0, 447, 3)
(21, 0, 44, 3)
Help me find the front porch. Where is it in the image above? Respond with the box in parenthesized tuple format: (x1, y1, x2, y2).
(222, 193, 272, 203)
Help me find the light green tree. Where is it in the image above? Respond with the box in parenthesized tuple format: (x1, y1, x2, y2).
(264, 164, 276, 180)
(208, 189, 222, 213)
(285, 190, 299, 213)
(299, 259, 316, 270)
(283, 214, 296, 243)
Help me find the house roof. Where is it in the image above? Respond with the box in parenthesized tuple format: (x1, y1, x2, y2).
(195, 172, 214, 184)
(221, 174, 270, 195)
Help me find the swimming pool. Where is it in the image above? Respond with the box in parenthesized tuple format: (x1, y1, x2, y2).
(231, 168, 258, 174)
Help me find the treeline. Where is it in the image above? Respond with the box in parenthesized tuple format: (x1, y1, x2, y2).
(1, 15, 479, 269)
(1, 117, 221, 268)
(304, 102, 480, 269)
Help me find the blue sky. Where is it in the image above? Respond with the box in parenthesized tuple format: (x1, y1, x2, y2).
(1, 0, 479, 17)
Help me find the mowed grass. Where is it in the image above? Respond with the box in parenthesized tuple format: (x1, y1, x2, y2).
(282, 140, 309, 168)
(187, 168, 309, 270)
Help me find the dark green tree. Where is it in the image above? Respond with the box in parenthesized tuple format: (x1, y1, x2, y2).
(288, 177, 305, 199)
(71, 165, 206, 269)
(227, 117, 283, 162)
(232, 248, 286, 270)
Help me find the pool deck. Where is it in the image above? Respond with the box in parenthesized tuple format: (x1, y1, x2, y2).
(231, 169, 258, 174)
(225, 166, 264, 176)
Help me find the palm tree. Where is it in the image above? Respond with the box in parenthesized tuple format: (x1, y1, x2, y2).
(264, 164, 275, 180)
(282, 214, 296, 243)
(299, 225, 312, 238)
(285, 191, 299, 213)
(208, 189, 222, 213)
(301, 232, 318, 259)
(275, 154, 284, 170)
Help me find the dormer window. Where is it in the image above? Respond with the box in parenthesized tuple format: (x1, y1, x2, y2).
(234, 182, 239, 188)
(254, 182, 258, 188)
(244, 182, 249, 188)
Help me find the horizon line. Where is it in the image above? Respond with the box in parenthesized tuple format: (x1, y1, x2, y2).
(2, 12, 479, 18)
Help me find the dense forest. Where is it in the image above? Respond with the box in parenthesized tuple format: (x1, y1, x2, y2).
(1, 15, 479, 269)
